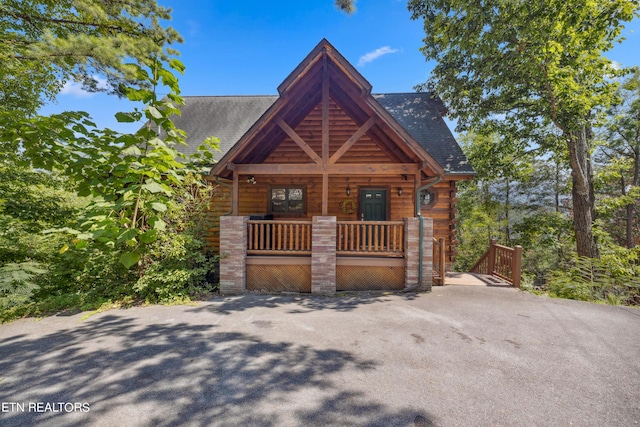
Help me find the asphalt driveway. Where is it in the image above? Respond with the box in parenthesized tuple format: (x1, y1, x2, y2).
(1, 286, 639, 426)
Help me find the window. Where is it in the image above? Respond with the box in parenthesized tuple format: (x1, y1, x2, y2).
(270, 187, 305, 214)
(420, 189, 436, 208)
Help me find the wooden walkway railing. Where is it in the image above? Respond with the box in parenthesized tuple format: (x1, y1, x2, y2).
(470, 239, 522, 287)
(337, 221, 405, 257)
(247, 220, 312, 255)
(433, 237, 446, 285)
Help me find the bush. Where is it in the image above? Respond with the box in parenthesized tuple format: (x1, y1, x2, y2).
(548, 253, 640, 305)
(135, 231, 217, 303)
(0, 262, 46, 310)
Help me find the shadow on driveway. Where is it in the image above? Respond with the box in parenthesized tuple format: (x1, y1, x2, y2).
(188, 291, 420, 316)
(0, 312, 436, 426)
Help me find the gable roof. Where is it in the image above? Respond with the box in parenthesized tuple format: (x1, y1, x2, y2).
(174, 93, 474, 176)
(171, 38, 473, 178)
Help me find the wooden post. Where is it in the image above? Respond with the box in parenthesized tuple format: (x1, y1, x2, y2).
(439, 237, 446, 285)
(321, 52, 329, 216)
(512, 245, 523, 288)
(487, 238, 497, 276)
(322, 172, 328, 216)
(232, 170, 239, 215)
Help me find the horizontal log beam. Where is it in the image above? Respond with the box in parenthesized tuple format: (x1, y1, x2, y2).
(230, 163, 420, 175)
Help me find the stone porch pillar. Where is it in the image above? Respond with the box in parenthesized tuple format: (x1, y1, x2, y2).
(219, 216, 247, 295)
(311, 216, 336, 295)
(404, 217, 420, 288)
(420, 217, 434, 292)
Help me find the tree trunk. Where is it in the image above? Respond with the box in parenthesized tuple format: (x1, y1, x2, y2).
(567, 126, 599, 258)
(505, 177, 511, 245)
(626, 203, 635, 248)
(555, 159, 561, 214)
(554, 159, 563, 263)
(629, 143, 640, 248)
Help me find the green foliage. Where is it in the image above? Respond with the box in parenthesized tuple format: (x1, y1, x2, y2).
(409, 0, 639, 258)
(548, 251, 640, 305)
(408, 0, 636, 133)
(0, 0, 182, 116)
(335, 0, 356, 14)
(0, 6, 223, 321)
(454, 180, 506, 271)
(20, 171, 219, 320)
(0, 262, 46, 309)
(0, 163, 82, 310)
(594, 67, 640, 248)
(1, 57, 197, 271)
(513, 212, 574, 284)
(135, 232, 215, 303)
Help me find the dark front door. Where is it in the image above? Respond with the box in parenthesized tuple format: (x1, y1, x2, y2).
(360, 189, 387, 221)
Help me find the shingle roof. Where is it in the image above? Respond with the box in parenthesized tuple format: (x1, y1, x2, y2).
(373, 93, 474, 174)
(173, 93, 474, 175)
(171, 95, 277, 160)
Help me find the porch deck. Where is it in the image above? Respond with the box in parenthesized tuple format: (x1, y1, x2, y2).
(220, 216, 434, 295)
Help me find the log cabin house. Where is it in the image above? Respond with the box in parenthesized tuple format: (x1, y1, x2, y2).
(172, 39, 474, 294)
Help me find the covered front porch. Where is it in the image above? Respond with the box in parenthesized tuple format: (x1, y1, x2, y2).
(219, 216, 435, 295)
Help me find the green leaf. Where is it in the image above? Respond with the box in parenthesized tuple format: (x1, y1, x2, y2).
(74, 240, 88, 249)
(158, 68, 179, 93)
(143, 181, 165, 194)
(123, 88, 154, 103)
(169, 58, 186, 74)
(115, 112, 137, 123)
(117, 228, 138, 244)
(139, 229, 157, 244)
(146, 106, 163, 119)
(121, 145, 142, 156)
(119, 252, 141, 269)
(150, 217, 166, 231)
(150, 202, 167, 212)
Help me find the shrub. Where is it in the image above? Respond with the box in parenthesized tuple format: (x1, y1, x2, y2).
(548, 253, 640, 305)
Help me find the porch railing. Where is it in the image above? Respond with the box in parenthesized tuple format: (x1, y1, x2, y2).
(247, 220, 312, 255)
(247, 219, 406, 257)
(336, 221, 404, 257)
(433, 237, 446, 285)
(470, 238, 522, 288)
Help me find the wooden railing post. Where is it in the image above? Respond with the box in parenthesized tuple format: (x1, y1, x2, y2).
(487, 238, 497, 276)
(512, 245, 522, 288)
(438, 237, 446, 285)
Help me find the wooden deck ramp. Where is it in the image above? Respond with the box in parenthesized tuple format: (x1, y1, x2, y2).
(445, 272, 512, 287)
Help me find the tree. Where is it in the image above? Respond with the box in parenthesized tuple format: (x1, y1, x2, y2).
(0, 1, 222, 317)
(408, 0, 639, 258)
(596, 67, 640, 248)
(459, 131, 535, 244)
(0, 0, 181, 116)
(335, 0, 356, 14)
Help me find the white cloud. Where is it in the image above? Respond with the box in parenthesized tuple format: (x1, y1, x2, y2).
(60, 76, 108, 98)
(186, 20, 200, 37)
(357, 46, 400, 67)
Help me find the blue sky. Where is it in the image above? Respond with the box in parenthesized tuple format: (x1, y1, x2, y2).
(40, 0, 640, 134)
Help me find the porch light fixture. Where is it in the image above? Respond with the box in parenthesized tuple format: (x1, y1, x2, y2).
(346, 184, 351, 196)
(247, 176, 257, 185)
(398, 187, 403, 196)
